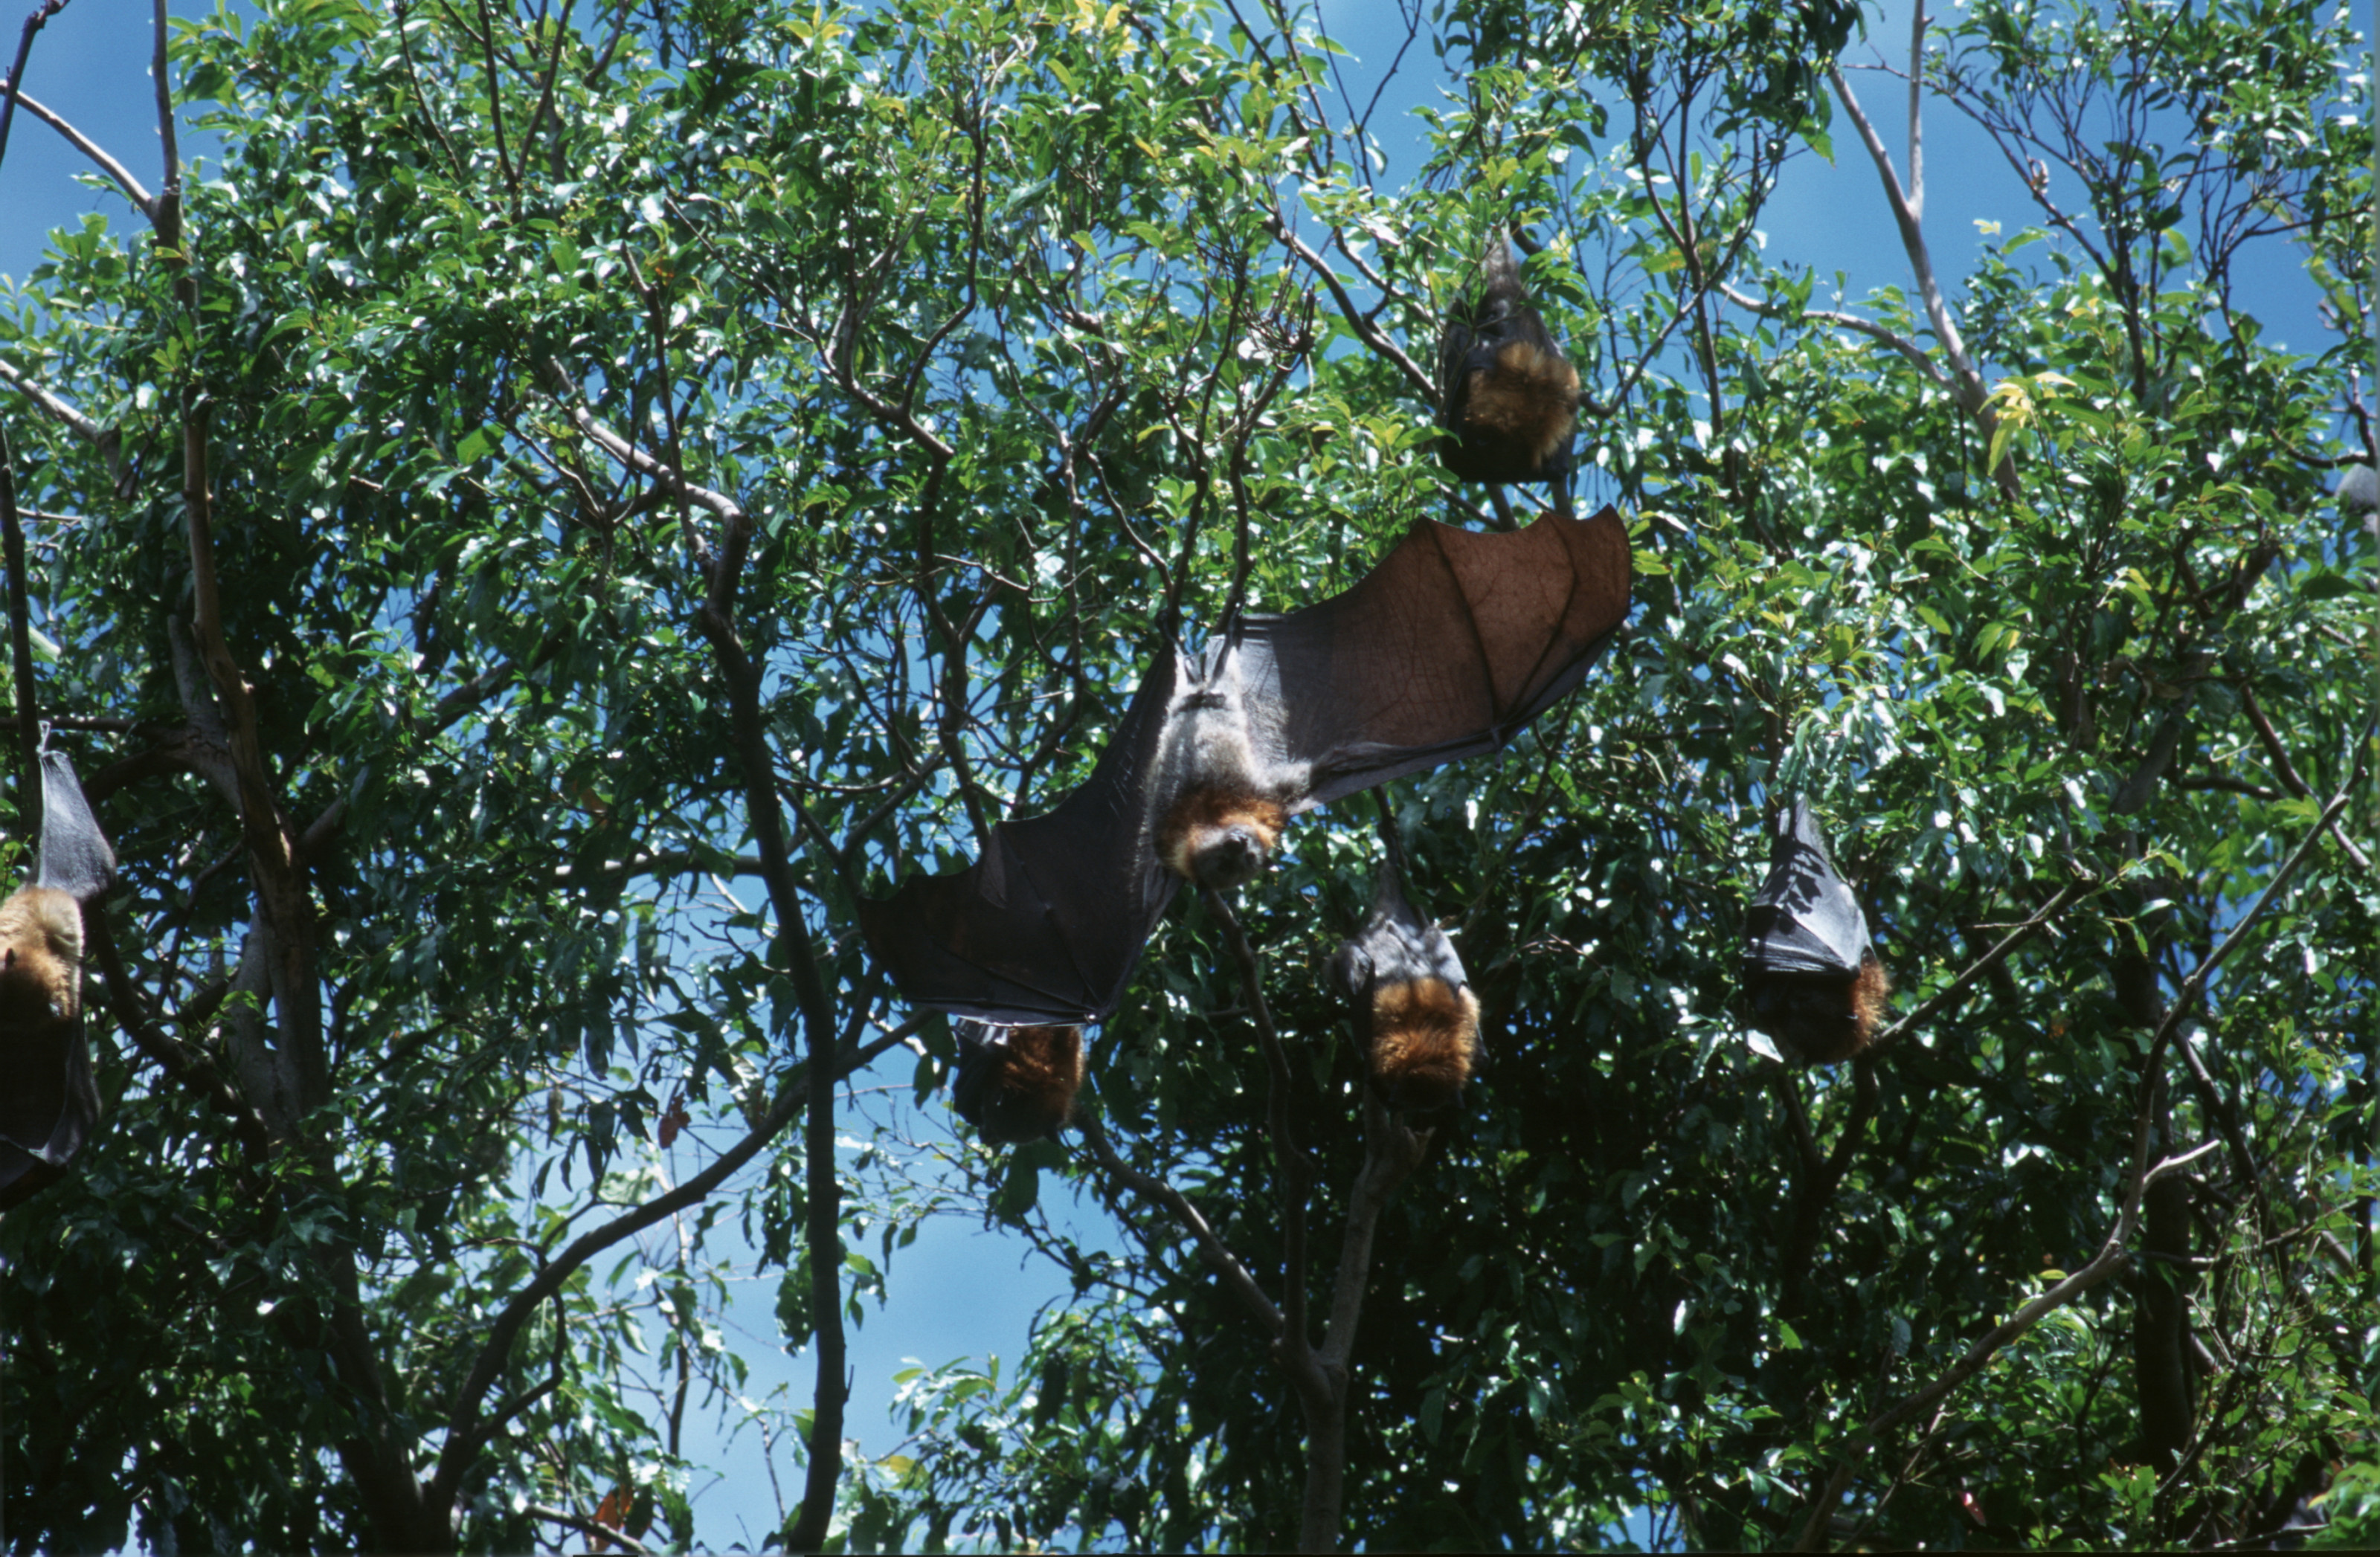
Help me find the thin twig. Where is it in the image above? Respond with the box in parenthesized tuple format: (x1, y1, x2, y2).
(1075, 1114, 1283, 1334)
(1870, 878, 2092, 1051)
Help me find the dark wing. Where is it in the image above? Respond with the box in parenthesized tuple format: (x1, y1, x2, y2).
(950, 1020, 1006, 1125)
(35, 747, 117, 901)
(0, 1017, 96, 1209)
(1233, 506, 1632, 809)
(860, 648, 1185, 1025)
(1345, 857, 1470, 996)
(1743, 796, 1871, 979)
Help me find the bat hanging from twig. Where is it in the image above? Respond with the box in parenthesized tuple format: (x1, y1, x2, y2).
(1, 742, 118, 1208)
(1742, 795, 1890, 1066)
(950, 1019, 1086, 1144)
(1329, 799, 1481, 1113)
(862, 506, 1633, 1029)
(1438, 232, 1582, 515)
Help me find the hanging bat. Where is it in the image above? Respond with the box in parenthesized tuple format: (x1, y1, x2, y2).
(951, 1020, 1087, 1145)
(861, 506, 1633, 1027)
(1, 746, 117, 1209)
(1328, 808, 1480, 1112)
(1741, 795, 1889, 1066)
(1437, 233, 1581, 509)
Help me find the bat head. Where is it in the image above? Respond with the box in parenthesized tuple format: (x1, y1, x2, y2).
(1157, 785, 1287, 891)
(1365, 976, 1481, 1112)
(0, 886, 85, 1025)
(952, 1021, 1087, 1145)
(1464, 341, 1581, 472)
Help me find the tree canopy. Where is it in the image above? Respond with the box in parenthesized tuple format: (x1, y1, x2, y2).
(0, 0, 2373, 1550)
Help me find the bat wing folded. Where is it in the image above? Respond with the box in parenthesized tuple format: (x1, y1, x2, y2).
(1334, 857, 1480, 1112)
(1743, 796, 1871, 979)
(859, 646, 1186, 1026)
(1743, 796, 1890, 1064)
(1235, 506, 1632, 808)
(0, 748, 114, 1208)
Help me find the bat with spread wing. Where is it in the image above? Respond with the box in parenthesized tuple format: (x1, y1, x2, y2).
(861, 505, 1633, 1028)
(1329, 806, 1480, 1113)
(1742, 795, 1890, 1066)
(1, 746, 118, 1208)
(1438, 234, 1581, 511)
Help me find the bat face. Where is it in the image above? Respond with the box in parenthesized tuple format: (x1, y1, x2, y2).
(1157, 786, 1287, 890)
(1743, 798, 1890, 1065)
(0, 886, 83, 1025)
(951, 1021, 1086, 1144)
(1, 752, 110, 1208)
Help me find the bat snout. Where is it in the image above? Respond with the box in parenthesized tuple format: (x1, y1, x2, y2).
(1189, 826, 1271, 890)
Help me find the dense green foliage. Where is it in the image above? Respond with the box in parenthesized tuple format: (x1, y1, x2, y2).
(0, 0, 2370, 1550)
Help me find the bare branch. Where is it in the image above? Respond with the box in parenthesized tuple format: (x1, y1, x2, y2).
(2239, 683, 2372, 871)
(0, 353, 109, 444)
(1827, 64, 2016, 494)
(1717, 282, 1953, 393)
(1265, 207, 1436, 404)
(3, 86, 157, 216)
(1871, 877, 2094, 1051)
(1905, 2, 1926, 219)
(526, 1505, 657, 1557)
(431, 1025, 909, 1505)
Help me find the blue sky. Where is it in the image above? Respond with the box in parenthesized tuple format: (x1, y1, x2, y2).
(0, 0, 2350, 1548)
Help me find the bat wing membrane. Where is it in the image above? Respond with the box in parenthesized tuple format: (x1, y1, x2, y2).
(35, 749, 116, 901)
(1236, 506, 1631, 808)
(860, 648, 1184, 1025)
(1745, 798, 1872, 978)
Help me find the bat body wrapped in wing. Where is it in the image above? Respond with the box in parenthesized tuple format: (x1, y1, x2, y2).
(862, 506, 1633, 1028)
(951, 1020, 1087, 1144)
(1742, 796, 1889, 1066)
(1330, 830, 1480, 1112)
(1437, 236, 1581, 502)
(1, 749, 117, 1208)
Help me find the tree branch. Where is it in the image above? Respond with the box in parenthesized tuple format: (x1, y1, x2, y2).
(1827, 64, 2016, 495)
(1717, 282, 1952, 393)
(1, 86, 157, 217)
(1076, 1113, 1284, 1334)
(1871, 877, 2094, 1052)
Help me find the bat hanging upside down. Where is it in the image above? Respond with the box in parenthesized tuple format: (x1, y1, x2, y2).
(1330, 810, 1481, 1112)
(1, 746, 118, 1209)
(1438, 233, 1582, 509)
(951, 1020, 1087, 1144)
(1741, 796, 1890, 1066)
(861, 506, 1634, 1031)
